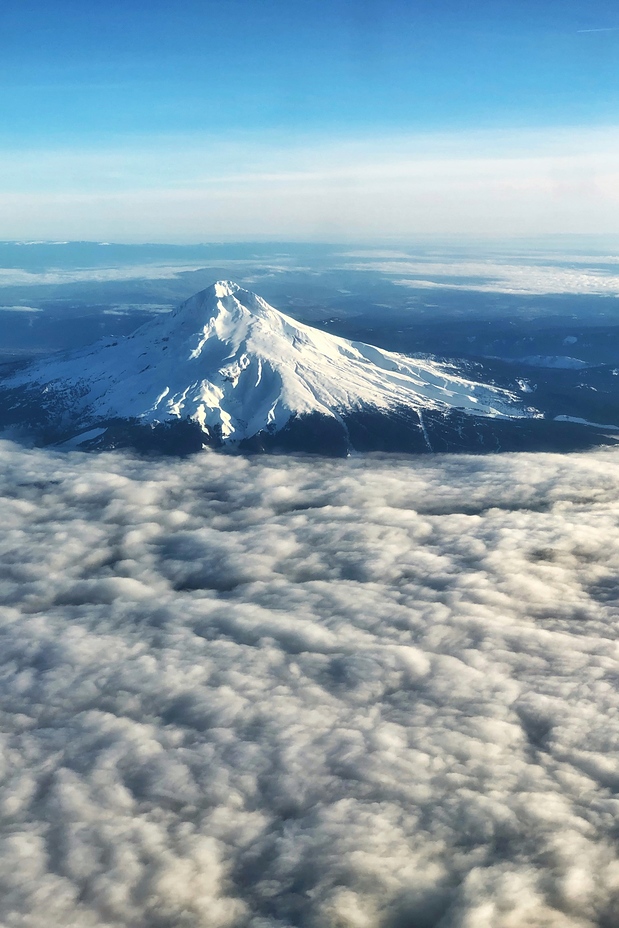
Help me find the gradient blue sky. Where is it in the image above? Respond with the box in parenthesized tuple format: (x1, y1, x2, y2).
(2, 0, 619, 241)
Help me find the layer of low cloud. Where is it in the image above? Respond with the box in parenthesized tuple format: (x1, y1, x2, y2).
(2, 441, 619, 925)
(344, 257, 619, 296)
(0, 261, 304, 289)
(0, 264, 205, 288)
(3, 248, 619, 298)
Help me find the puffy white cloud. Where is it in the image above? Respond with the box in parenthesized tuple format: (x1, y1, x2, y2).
(2, 440, 619, 926)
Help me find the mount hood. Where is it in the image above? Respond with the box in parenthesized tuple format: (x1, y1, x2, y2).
(0, 281, 549, 454)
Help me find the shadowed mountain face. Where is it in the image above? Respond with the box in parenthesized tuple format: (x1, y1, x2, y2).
(0, 281, 616, 455)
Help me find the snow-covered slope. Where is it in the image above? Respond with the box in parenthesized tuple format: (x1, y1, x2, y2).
(3, 281, 532, 445)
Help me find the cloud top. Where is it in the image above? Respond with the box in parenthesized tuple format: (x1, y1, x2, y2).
(2, 441, 619, 925)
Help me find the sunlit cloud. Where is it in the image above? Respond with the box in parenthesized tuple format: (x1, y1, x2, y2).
(2, 440, 619, 926)
(346, 259, 619, 296)
(0, 261, 306, 288)
(0, 264, 206, 287)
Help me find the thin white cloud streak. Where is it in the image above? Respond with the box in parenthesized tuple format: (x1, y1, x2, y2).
(0, 261, 302, 288)
(0, 305, 42, 312)
(0, 263, 206, 287)
(3, 441, 619, 925)
(345, 258, 619, 295)
(340, 250, 619, 265)
(1, 126, 619, 240)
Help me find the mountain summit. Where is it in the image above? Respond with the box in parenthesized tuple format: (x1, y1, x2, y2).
(0, 280, 542, 453)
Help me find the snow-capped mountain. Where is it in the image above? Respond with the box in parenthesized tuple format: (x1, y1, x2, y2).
(0, 281, 543, 453)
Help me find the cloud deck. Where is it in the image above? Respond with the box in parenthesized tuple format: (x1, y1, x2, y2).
(2, 441, 619, 927)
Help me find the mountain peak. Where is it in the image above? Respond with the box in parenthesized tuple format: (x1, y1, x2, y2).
(197, 280, 245, 305)
(213, 279, 240, 297)
(174, 280, 273, 329)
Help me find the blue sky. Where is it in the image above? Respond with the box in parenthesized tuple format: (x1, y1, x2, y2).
(1, 0, 618, 240)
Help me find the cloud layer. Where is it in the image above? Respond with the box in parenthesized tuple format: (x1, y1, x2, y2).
(342, 255, 619, 296)
(2, 441, 619, 926)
